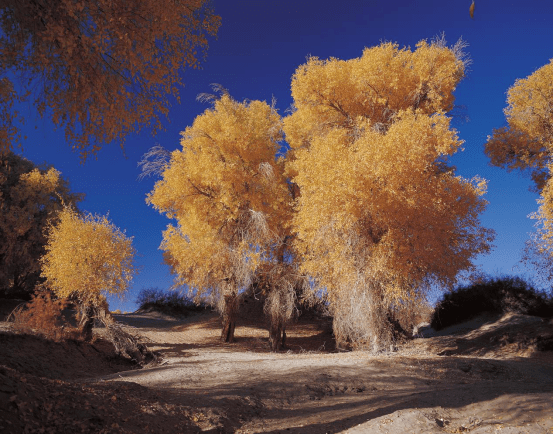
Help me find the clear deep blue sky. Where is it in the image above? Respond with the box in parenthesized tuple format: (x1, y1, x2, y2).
(12, 0, 553, 312)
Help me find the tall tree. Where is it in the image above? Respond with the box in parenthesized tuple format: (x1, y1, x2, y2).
(0, 0, 220, 159)
(41, 207, 137, 340)
(146, 92, 295, 346)
(0, 151, 82, 299)
(284, 37, 494, 350)
(485, 60, 553, 260)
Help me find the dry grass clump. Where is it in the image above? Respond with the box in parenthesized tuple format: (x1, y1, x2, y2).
(8, 290, 79, 341)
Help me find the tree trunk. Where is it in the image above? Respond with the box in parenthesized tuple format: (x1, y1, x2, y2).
(221, 294, 237, 343)
(78, 304, 95, 342)
(268, 319, 286, 351)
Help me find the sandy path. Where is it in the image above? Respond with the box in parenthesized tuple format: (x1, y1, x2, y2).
(84, 311, 554, 433)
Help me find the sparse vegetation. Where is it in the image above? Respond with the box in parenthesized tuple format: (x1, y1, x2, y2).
(431, 276, 553, 330)
(390, 296, 434, 336)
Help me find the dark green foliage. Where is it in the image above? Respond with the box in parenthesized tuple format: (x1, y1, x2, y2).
(135, 287, 207, 316)
(431, 276, 553, 330)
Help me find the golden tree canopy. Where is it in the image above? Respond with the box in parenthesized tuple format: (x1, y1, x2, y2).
(485, 60, 553, 254)
(41, 207, 137, 306)
(284, 38, 494, 303)
(0, 0, 220, 159)
(284, 38, 468, 159)
(485, 60, 553, 191)
(147, 93, 291, 302)
(0, 152, 82, 297)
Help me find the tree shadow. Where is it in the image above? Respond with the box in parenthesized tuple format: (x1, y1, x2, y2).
(145, 311, 337, 355)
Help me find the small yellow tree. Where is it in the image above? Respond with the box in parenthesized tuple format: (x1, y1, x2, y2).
(485, 60, 553, 262)
(146, 91, 294, 345)
(284, 37, 494, 350)
(41, 207, 137, 340)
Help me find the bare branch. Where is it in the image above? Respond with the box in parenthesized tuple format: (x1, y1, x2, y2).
(137, 145, 171, 180)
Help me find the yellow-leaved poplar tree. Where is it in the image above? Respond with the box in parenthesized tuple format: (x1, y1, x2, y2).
(41, 207, 137, 340)
(0, 152, 82, 298)
(485, 60, 553, 276)
(284, 36, 494, 350)
(146, 91, 295, 346)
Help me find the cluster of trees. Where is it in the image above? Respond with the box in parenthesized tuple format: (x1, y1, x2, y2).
(0, 0, 219, 338)
(145, 37, 515, 350)
(0, 0, 550, 350)
(146, 41, 551, 350)
(145, 91, 300, 349)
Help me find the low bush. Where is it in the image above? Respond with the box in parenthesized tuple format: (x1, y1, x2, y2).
(431, 276, 553, 330)
(135, 287, 207, 316)
(8, 290, 79, 341)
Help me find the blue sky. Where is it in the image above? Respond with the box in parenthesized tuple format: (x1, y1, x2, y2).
(12, 0, 553, 311)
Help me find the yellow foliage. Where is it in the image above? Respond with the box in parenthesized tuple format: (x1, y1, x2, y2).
(41, 207, 137, 307)
(485, 60, 553, 255)
(284, 39, 494, 317)
(147, 94, 292, 306)
(284, 39, 465, 156)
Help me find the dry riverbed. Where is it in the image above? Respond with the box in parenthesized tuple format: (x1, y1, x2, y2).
(0, 305, 551, 433)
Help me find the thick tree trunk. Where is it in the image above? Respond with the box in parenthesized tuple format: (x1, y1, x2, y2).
(268, 319, 286, 351)
(78, 304, 95, 342)
(221, 294, 237, 343)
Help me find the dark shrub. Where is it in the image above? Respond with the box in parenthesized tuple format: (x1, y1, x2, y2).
(135, 287, 207, 316)
(431, 276, 553, 330)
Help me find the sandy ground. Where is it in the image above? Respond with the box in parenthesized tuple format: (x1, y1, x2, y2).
(0, 305, 552, 433)
(101, 310, 552, 434)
